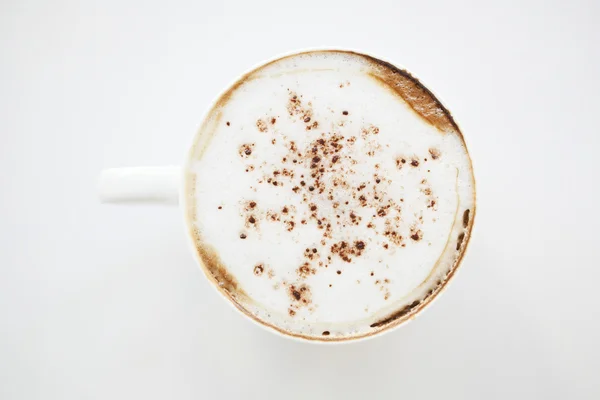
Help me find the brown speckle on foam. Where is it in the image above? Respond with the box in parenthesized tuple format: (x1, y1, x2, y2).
(421, 180, 437, 211)
(256, 119, 268, 132)
(429, 147, 441, 160)
(330, 241, 353, 263)
(395, 158, 406, 169)
(297, 262, 316, 279)
(410, 228, 423, 241)
(266, 211, 280, 222)
(286, 220, 295, 231)
(383, 226, 403, 246)
(361, 125, 380, 136)
(286, 90, 314, 126)
(239, 143, 255, 158)
(246, 215, 257, 228)
(253, 264, 264, 276)
(288, 284, 312, 305)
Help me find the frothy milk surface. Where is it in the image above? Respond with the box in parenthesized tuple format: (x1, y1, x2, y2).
(185, 51, 475, 341)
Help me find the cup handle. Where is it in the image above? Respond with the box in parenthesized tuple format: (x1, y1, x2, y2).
(98, 166, 181, 205)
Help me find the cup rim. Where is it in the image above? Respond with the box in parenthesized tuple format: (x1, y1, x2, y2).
(180, 47, 477, 344)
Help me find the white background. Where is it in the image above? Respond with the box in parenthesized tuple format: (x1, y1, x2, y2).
(1, 0, 599, 399)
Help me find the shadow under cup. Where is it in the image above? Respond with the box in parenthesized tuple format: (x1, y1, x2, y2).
(183, 49, 476, 342)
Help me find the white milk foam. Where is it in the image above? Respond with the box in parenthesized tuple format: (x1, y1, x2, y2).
(185, 51, 475, 340)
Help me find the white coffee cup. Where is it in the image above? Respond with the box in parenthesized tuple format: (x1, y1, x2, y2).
(99, 49, 476, 343)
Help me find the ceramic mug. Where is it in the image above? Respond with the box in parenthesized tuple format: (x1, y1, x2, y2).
(99, 49, 476, 342)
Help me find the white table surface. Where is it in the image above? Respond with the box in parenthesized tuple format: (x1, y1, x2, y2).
(2, 1, 599, 399)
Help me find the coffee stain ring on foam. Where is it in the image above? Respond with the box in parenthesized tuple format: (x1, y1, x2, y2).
(183, 49, 477, 343)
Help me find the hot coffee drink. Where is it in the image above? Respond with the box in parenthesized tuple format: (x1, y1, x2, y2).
(184, 50, 475, 341)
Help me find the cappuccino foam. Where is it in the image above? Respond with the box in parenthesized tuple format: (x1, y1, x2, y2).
(185, 51, 475, 340)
